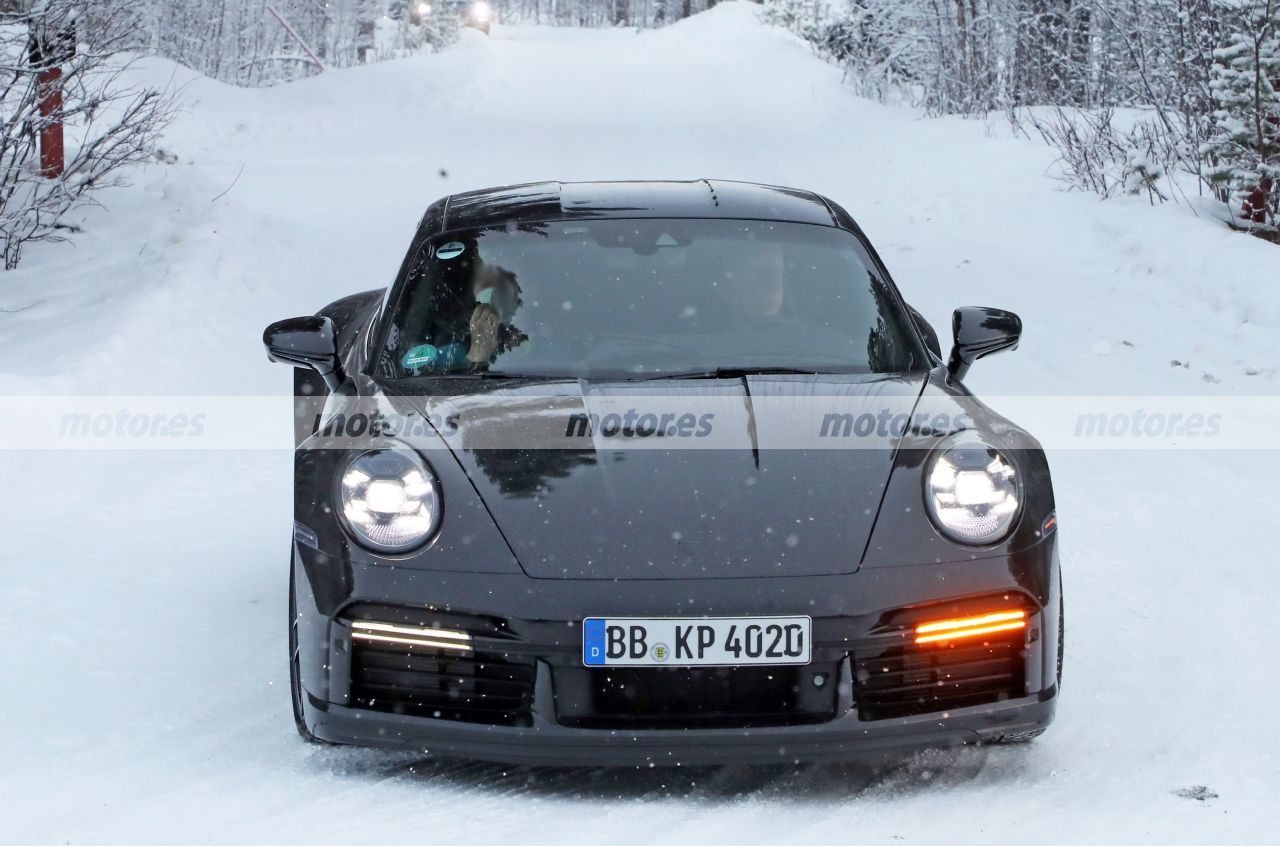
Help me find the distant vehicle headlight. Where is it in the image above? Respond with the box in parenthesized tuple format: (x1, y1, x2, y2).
(924, 434, 1021, 544)
(417, 2, 431, 15)
(338, 447, 441, 552)
(472, 1, 491, 20)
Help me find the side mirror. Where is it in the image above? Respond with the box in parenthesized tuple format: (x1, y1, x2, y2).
(948, 306, 1021, 381)
(263, 316, 344, 390)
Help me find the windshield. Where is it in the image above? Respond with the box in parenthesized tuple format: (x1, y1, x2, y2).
(379, 218, 922, 380)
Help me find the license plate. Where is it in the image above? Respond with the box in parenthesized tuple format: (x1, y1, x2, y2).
(582, 616, 811, 667)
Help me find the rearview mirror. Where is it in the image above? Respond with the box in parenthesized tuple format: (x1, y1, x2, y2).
(947, 306, 1021, 381)
(263, 315, 344, 390)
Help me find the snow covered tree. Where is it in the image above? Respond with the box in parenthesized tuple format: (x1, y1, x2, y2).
(1203, 0, 1280, 232)
(0, 0, 177, 269)
(771, 0, 1279, 227)
(356, 0, 378, 62)
(1009, 1, 1092, 105)
(136, 1, 458, 86)
(800, 1, 931, 105)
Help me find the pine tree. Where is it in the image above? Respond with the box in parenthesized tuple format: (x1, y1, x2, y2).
(1204, 0, 1280, 231)
(356, 0, 378, 63)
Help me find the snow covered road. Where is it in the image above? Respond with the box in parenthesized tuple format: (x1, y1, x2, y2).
(3, 5, 1279, 843)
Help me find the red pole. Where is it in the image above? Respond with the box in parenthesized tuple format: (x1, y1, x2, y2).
(1241, 177, 1272, 225)
(37, 66, 64, 180)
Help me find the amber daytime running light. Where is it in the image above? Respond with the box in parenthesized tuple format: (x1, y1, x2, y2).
(914, 610, 1027, 645)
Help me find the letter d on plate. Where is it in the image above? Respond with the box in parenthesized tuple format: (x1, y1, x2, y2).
(583, 618, 607, 665)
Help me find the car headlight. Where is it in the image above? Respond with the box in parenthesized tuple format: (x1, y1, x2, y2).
(924, 434, 1021, 544)
(472, 1, 491, 20)
(338, 448, 441, 552)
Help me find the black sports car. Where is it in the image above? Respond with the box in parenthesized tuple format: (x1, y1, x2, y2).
(265, 180, 1061, 766)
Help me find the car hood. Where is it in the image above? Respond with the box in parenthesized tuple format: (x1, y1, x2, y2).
(391, 373, 927, 580)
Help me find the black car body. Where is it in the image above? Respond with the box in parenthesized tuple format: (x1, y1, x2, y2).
(266, 180, 1061, 766)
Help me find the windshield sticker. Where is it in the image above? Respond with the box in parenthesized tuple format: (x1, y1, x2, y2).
(436, 241, 465, 260)
(402, 344, 439, 369)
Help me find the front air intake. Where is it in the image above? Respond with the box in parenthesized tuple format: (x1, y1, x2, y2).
(852, 630, 1026, 721)
(563, 665, 837, 729)
(346, 616, 535, 726)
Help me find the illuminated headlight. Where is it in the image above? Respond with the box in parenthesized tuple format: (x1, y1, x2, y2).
(471, 1, 491, 20)
(339, 448, 440, 552)
(417, 2, 432, 15)
(924, 434, 1021, 544)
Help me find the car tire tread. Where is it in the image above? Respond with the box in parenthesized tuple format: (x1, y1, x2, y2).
(290, 555, 330, 745)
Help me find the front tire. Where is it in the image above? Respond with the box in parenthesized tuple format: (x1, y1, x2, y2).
(989, 589, 1063, 746)
(1056, 581, 1064, 687)
(289, 557, 326, 744)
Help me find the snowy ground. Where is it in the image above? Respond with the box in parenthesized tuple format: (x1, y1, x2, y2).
(3, 4, 1279, 843)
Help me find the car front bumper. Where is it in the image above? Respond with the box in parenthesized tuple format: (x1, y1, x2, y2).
(292, 534, 1060, 766)
(300, 682, 1055, 766)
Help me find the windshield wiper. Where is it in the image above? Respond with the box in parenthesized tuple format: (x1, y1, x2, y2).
(636, 367, 824, 381)
(475, 370, 573, 380)
(419, 369, 549, 380)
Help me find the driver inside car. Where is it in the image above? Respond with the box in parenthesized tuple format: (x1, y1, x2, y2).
(722, 242, 787, 325)
(465, 262, 522, 363)
(401, 258, 526, 372)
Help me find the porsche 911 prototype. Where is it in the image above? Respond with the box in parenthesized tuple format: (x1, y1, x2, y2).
(265, 180, 1062, 766)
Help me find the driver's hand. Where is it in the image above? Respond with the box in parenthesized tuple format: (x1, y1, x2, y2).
(468, 303, 501, 362)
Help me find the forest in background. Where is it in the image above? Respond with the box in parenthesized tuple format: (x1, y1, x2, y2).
(0, 0, 1276, 271)
(144, 0, 725, 86)
(108, 0, 1280, 238)
(770, 0, 1278, 238)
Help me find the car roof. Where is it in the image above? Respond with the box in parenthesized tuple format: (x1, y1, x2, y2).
(421, 180, 845, 234)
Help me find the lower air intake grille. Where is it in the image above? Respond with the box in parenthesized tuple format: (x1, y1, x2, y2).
(572, 666, 833, 729)
(348, 627, 535, 727)
(853, 634, 1026, 721)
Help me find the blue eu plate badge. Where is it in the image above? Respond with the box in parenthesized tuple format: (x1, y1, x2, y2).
(583, 618, 607, 665)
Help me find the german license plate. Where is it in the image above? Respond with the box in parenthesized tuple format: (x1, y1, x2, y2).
(582, 616, 811, 667)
